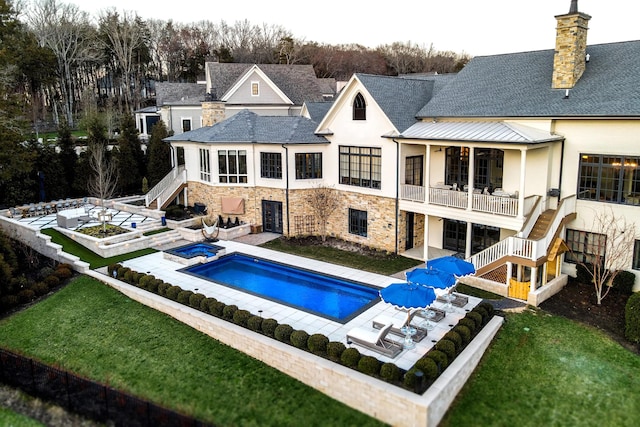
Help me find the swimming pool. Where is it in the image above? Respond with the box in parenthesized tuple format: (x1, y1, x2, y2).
(181, 253, 380, 323)
(166, 242, 223, 259)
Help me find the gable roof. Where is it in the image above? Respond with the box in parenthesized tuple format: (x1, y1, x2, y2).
(355, 73, 447, 132)
(303, 101, 334, 122)
(164, 109, 329, 145)
(418, 40, 640, 118)
(205, 63, 327, 105)
(155, 82, 205, 106)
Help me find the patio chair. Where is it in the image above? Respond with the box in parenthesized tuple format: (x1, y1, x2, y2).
(371, 310, 428, 342)
(201, 217, 219, 241)
(346, 323, 403, 358)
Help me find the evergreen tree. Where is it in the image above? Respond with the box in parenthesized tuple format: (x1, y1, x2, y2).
(146, 120, 172, 187)
(114, 114, 143, 195)
(57, 122, 78, 197)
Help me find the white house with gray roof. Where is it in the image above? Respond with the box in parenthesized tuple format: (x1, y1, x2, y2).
(147, 0, 640, 303)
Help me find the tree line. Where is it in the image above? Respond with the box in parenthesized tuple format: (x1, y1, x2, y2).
(0, 0, 469, 207)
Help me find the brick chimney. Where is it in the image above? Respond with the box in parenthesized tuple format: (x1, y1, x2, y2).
(552, 0, 591, 89)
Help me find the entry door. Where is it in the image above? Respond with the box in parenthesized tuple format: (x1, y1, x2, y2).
(405, 212, 415, 250)
(262, 200, 283, 233)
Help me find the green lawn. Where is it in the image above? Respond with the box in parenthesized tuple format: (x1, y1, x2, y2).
(440, 309, 640, 427)
(0, 277, 384, 427)
(0, 406, 43, 427)
(40, 228, 156, 269)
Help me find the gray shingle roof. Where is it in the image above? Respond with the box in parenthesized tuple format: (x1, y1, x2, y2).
(304, 101, 334, 122)
(164, 109, 329, 145)
(356, 73, 446, 132)
(156, 82, 206, 106)
(417, 40, 640, 118)
(206, 63, 327, 104)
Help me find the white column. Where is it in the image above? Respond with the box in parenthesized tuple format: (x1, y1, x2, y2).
(519, 149, 527, 219)
(506, 261, 513, 286)
(467, 147, 475, 211)
(423, 214, 429, 260)
(465, 221, 472, 259)
(425, 145, 432, 205)
(530, 266, 538, 292)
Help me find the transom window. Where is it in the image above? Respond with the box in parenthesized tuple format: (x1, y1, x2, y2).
(339, 146, 381, 189)
(218, 150, 248, 183)
(565, 229, 606, 266)
(295, 153, 322, 179)
(577, 154, 640, 205)
(353, 93, 366, 120)
(348, 208, 367, 237)
(199, 148, 211, 182)
(260, 152, 282, 179)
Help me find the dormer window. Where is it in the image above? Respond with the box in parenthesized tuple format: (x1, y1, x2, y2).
(251, 81, 259, 96)
(353, 93, 366, 120)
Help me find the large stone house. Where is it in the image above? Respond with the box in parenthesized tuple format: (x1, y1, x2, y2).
(148, 1, 640, 303)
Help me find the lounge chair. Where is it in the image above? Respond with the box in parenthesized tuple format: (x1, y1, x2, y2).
(371, 310, 429, 342)
(413, 306, 446, 323)
(346, 323, 403, 358)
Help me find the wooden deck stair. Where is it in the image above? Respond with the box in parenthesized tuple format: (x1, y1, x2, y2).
(527, 209, 555, 240)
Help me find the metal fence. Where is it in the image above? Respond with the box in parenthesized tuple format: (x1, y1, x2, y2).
(0, 348, 215, 427)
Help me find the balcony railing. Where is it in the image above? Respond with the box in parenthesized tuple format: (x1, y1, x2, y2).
(400, 184, 520, 217)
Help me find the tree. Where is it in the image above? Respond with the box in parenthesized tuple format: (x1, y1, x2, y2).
(570, 207, 637, 305)
(57, 122, 78, 197)
(305, 185, 341, 242)
(85, 118, 117, 232)
(145, 120, 172, 187)
(114, 114, 143, 195)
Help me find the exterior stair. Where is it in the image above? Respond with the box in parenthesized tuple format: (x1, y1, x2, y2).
(527, 209, 555, 240)
(146, 229, 185, 249)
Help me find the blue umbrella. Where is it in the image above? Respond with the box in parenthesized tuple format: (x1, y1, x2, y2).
(405, 268, 456, 290)
(427, 256, 476, 277)
(379, 282, 437, 310)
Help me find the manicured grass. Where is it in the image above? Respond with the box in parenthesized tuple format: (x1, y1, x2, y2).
(0, 277, 384, 427)
(143, 227, 171, 236)
(40, 228, 156, 269)
(261, 237, 422, 275)
(0, 407, 43, 427)
(440, 309, 640, 427)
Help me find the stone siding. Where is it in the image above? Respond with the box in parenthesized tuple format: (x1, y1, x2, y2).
(201, 102, 225, 126)
(552, 12, 590, 89)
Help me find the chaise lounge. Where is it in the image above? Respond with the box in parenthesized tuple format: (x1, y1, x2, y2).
(346, 323, 403, 358)
(371, 310, 429, 342)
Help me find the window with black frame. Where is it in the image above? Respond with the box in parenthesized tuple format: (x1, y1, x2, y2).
(348, 208, 367, 236)
(260, 152, 282, 179)
(405, 155, 423, 186)
(295, 153, 322, 179)
(218, 149, 248, 183)
(353, 93, 366, 120)
(633, 240, 640, 270)
(577, 154, 640, 205)
(565, 229, 607, 266)
(339, 146, 381, 189)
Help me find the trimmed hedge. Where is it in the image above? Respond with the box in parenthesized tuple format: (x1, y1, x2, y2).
(357, 356, 380, 375)
(340, 347, 361, 368)
(274, 324, 294, 343)
(233, 309, 252, 327)
(290, 330, 310, 349)
(308, 334, 329, 354)
(625, 292, 640, 343)
(380, 363, 401, 382)
(261, 318, 278, 337)
(327, 341, 346, 361)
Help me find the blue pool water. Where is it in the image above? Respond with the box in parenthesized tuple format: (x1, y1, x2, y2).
(182, 253, 380, 323)
(166, 242, 223, 259)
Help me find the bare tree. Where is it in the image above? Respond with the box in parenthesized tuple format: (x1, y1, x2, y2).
(87, 142, 117, 232)
(569, 206, 637, 305)
(305, 185, 341, 242)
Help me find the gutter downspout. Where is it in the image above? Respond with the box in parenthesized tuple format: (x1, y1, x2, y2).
(282, 144, 290, 236)
(393, 138, 400, 255)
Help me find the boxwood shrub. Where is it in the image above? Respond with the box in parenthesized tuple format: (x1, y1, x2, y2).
(44, 275, 60, 288)
(290, 330, 310, 349)
(426, 349, 449, 371)
(32, 282, 49, 296)
(442, 330, 463, 353)
(379, 363, 401, 382)
(625, 292, 640, 343)
(177, 290, 194, 305)
(209, 300, 226, 317)
(614, 271, 636, 295)
(340, 347, 361, 368)
(403, 367, 422, 389)
(246, 315, 263, 332)
(414, 357, 438, 383)
(232, 309, 251, 327)
(165, 285, 182, 301)
(201, 297, 216, 312)
(157, 282, 170, 296)
(326, 341, 346, 361)
(466, 311, 483, 329)
(307, 334, 329, 354)
(261, 318, 278, 337)
(458, 317, 477, 336)
(222, 304, 238, 320)
(357, 355, 380, 375)
(274, 324, 294, 343)
(188, 293, 205, 309)
(435, 339, 456, 360)
(452, 325, 471, 346)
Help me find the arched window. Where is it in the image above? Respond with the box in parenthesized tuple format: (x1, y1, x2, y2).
(353, 93, 366, 120)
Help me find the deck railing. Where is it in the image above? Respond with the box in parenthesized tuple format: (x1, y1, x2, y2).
(145, 165, 186, 208)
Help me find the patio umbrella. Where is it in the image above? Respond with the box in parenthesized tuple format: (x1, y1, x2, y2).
(427, 256, 476, 277)
(405, 268, 456, 290)
(379, 282, 437, 311)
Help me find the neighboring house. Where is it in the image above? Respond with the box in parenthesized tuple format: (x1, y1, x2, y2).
(148, 1, 640, 303)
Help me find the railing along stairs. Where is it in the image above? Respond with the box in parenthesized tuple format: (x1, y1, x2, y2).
(469, 194, 577, 275)
(144, 165, 187, 209)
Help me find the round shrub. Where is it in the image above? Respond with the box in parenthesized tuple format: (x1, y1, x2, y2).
(222, 304, 238, 320)
(380, 363, 401, 382)
(246, 315, 263, 332)
(290, 330, 310, 349)
(157, 282, 170, 296)
(147, 279, 161, 293)
(472, 305, 489, 324)
(614, 271, 636, 295)
(403, 367, 422, 389)
(131, 271, 144, 285)
(466, 311, 483, 329)
(117, 267, 131, 279)
(17, 289, 36, 303)
(479, 302, 495, 317)
(233, 309, 252, 327)
(340, 347, 361, 368)
(625, 292, 640, 343)
(165, 285, 182, 301)
(458, 317, 477, 336)
(307, 334, 329, 354)
(274, 324, 294, 343)
(327, 341, 346, 361)
(177, 290, 194, 305)
(261, 318, 278, 337)
(37, 266, 54, 281)
(426, 349, 449, 371)
(414, 357, 439, 382)
(138, 275, 154, 289)
(31, 282, 49, 296)
(57, 263, 73, 271)
(442, 330, 463, 352)
(123, 270, 134, 284)
(357, 355, 380, 375)
(54, 266, 72, 279)
(44, 275, 60, 288)
(107, 263, 121, 277)
(435, 339, 457, 360)
(189, 293, 205, 309)
(453, 325, 472, 346)
(201, 297, 215, 312)
(209, 301, 226, 317)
